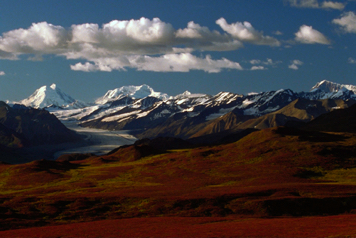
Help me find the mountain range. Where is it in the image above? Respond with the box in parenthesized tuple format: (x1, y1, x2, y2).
(11, 80, 356, 142)
(2, 88, 356, 235)
(2, 80, 356, 235)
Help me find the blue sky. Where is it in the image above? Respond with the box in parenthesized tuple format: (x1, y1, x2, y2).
(0, 0, 355, 102)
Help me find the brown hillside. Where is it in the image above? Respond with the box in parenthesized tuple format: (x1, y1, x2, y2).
(191, 112, 254, 138)
(1, 125, 356, 231)
(235, 98, 355, 130)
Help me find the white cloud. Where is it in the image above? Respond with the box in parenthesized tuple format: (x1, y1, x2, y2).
(0, 17, 282, 73)
(70, 62, 111, 72)
(71, 56, 131, 72)
(263, 58, 282, 65)
(289, 59, 304, 70)
(249, 58, 282, 66)
(176, 21, 243, 51)
(273, 31, 284, 35)
(250, 59, 261, 64)
(71, 53, 243, 73)
(321, 1, 346, 10)
(131, 53, 243, 73)
(287, 0, 345, 10)
(288, 0, 319, 8)
(0, 22, 68, 55)
(0, 71, 5, 76)
(348, 57, 356, 64)
(333, 12, 356, 33)
(251, 66, 266, 70)
(215, 18, 280, 46)
(295, 25, 331, 44)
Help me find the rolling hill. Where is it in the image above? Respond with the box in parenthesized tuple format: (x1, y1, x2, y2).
(1, 104, 356, 236)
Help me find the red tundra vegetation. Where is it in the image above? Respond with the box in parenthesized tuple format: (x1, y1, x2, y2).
(0, 126, 356, 237)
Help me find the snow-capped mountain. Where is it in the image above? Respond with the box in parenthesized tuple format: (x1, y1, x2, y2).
(311, 80, 356, 93)
(74, 80, 356, 139)
(95, 84, 169, 104)
(302, 80, 356, 100)
(15, 80, 356, 140)
(19, 84, 88, 109)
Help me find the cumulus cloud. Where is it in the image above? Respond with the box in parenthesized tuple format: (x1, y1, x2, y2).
(0, 71, 5, 76)
(321, 1, 346, 10)
(287, 0, 346, 10)
(0, 22, 68, 55)
(333, 12, 356, 33)
(0, 17, 283, 73)
(71, 62, 112, 72)
(250, 59, 261, 65)
(295, 25, 331, 44)
(251, 66, 266, 70)
(289, 59, 304, 70)
(216, 18, 280, 46)
(263, 58, 282, 65)
(250, 58, 282, 67)
(176, 21, 243, 51)
(288, 0, 319, 8)
(71, 53, 243, 73)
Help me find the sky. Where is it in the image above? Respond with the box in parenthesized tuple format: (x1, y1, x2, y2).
(0, 0, 356, 102)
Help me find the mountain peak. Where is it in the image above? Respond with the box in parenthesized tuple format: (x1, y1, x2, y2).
(310, 80, 356, 93)
(50, 83, 57, 90)
(19, 84, 79, 109)
(95, 84, 169, 104)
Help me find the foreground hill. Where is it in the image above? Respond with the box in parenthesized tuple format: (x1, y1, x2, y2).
(1, 102, 356, 235)
(1, 215, 356, 237)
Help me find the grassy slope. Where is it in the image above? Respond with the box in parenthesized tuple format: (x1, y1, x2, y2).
(1, 127, 356, 235)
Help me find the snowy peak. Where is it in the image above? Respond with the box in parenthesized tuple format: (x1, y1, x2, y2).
(50, 83, 57, 90)
(311, 80, 356, 93)
(95, 84, 169, 104)
(19, 84, 85, 109)
(174, 90, 207, 98)
(174, 91, 192, 99)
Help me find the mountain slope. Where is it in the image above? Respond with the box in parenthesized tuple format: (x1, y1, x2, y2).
(0, 101, 81, 147)
(301, 103, 356, 132)
(235, 98, 355, 130)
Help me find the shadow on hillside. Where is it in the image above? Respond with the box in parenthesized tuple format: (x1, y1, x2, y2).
(274, 127, 347, 142)
(30, 159, 85, 174)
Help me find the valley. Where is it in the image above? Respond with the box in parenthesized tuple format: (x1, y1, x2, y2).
(1, 80, 356, 237)
(53, 121, 137, 158)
